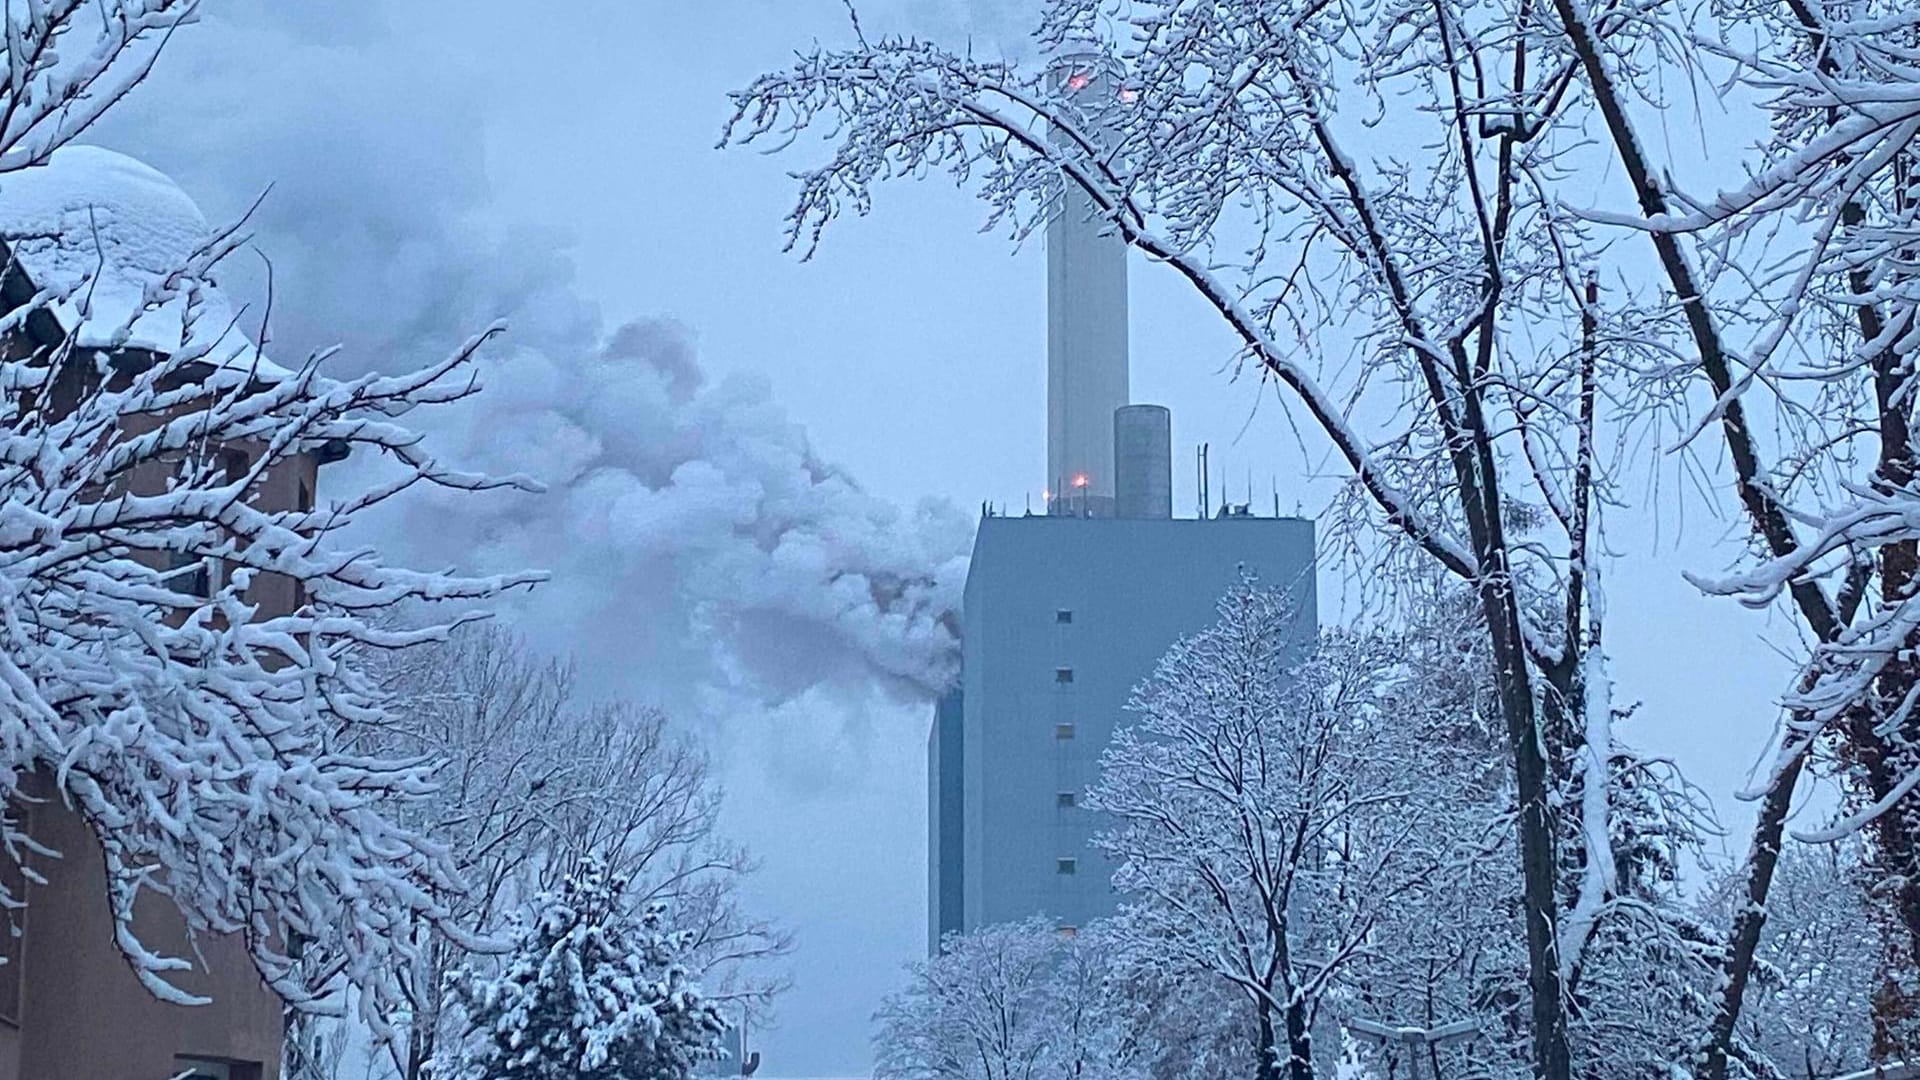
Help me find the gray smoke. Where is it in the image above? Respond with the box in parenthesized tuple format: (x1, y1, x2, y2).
(377, 318, 973, 705)
(82, 2, 974, 714)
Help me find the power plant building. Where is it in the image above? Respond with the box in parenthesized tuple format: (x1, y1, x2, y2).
(927, 53, 1317, 949)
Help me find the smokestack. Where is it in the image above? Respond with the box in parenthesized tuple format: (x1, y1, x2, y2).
(1046, 48, 1128, 517)
(1114, 405, 1171, 519)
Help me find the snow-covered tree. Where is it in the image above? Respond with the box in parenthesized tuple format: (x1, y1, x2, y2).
(1045, 922, 1150, 1080)
(877, 919, 1057, 1080)
(724, 9, 1655, 1074)
(1341, 588, 1724, 1079)
(1105, 956, 1251, 1080)
(1084, 574, 1722, 1079)
(0, 0, 556, 1047)
(880, 574, 1730, 1079)
(1711, 840, 1884, 1078)
(454, 857, 727, 1080)
(1323, 590, 1531, 1078)
(1088, 577, 1421, 1080)
(721, 2, 1920, 1070)
(1621, 0, 1920, 1054)
(877, 918, 1140, 1080)
(326, 628, 786, 1080)
(0, 152, 543, 1022)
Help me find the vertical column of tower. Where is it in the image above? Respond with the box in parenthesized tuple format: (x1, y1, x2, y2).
(1046, 55, 1128, 517)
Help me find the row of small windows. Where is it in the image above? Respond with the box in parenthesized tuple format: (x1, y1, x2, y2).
(1053, 568, 1081, 888)
(1050, 581, 1081, 865)
(1051, 566, 1088, 887)
(1053, 595, 1083, 889)
(1053, 613, 1076, 742)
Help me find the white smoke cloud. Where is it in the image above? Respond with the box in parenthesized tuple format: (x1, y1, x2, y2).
(84, 3, 974, 714)
(377, 317, 972, 706)
(86, 7, 599, 377)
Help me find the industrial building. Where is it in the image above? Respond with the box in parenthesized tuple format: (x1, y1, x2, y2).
(927, 55, 1317, 949)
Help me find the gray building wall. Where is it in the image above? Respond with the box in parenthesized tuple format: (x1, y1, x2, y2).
(928, 687, 965, 952)
(930, 513, 1316, 945)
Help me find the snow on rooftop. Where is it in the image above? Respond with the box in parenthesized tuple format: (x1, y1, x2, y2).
(0, 144, 286, 376)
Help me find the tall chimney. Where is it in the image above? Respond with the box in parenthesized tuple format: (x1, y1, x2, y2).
(1114, 405, 1172, 519)
(1046, 50, 1128, 517)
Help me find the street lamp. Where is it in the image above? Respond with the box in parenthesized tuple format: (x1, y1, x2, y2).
(1341, 1016, 1479, 1080)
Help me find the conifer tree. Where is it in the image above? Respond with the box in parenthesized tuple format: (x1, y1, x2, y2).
(457, 859, 727, 1080)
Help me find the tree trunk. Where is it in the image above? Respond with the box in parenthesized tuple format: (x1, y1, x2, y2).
(1258, 1004, 1283, 1080)
(1284, 994, 1315, 1080)
(1855, 195, 1920, 1055)
(1546, 3, 1867, 1073)
(1697, 745, 1806, 1078)
(1444, 297, 1570, 1080)
(1479, 571, 1573, 1080)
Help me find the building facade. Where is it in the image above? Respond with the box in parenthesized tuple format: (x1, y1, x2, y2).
(929, 52, 1319, 949)
(929, 512, 1316, 947)
(0, 433, 318, 1080)
(0, 146, 322, 1080)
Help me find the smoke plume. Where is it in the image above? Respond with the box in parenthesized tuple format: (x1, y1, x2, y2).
(82, 3, 974, 712)
(385, 319, 972, 704)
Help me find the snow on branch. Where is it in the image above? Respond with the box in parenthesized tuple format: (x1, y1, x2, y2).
(722, 27, 1487, 583)
(0, 87, 546, 1038)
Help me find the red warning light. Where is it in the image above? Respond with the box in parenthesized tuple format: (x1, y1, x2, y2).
(1066, 71, 1091, 91)
(1117, 86, 1137, 103)
(1072, 473, 1089, 488)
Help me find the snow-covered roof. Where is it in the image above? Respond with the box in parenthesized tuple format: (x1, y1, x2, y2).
(0, 145, 287, 377)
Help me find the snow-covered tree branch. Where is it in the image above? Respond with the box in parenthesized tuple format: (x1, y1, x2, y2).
(347, 627, 788, 1080)
(0, 0, 570, 1048)
(724, 7, 1653, 1075)
(1089, 579, 1424, 1080)
(452, 857, 729, 1080)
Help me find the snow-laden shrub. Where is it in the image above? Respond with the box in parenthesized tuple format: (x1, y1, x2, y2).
(455, 858, 727, 1080)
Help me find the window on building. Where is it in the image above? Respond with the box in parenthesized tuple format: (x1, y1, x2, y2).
(167, 549, 210, 598)
(1056, 792, 1076, 809)
(1054, 723, 1074, 740)
(1055, 609, 1073, 624)
(1056, 857, 1077, 875)
(1054, 667, 1074, 684)
(222, 449, 248, 486)
(1057, 925, 1078, 939)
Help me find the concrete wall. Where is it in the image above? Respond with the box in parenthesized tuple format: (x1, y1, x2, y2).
(1112, 405, 1171, 520)
(937, 513, 1315, 939)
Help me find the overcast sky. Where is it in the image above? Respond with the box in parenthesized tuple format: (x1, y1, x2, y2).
(80, 3, 1812, 1075)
